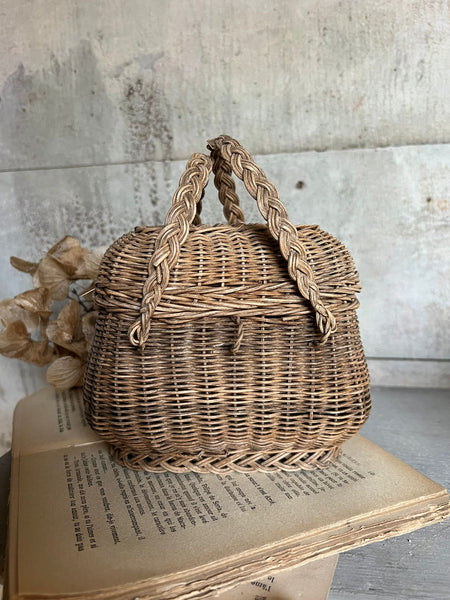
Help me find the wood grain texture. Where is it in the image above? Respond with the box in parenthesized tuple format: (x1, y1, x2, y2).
(0, 0, 449, 169)
(329, 386, 450, 600)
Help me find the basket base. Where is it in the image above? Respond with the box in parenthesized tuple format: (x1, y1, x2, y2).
(110, 445, 343, 473)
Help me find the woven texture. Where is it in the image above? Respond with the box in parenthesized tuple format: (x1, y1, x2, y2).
(83, 135, 371, 473)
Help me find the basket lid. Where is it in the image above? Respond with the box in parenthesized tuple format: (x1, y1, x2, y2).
(94, 223, 360, 324)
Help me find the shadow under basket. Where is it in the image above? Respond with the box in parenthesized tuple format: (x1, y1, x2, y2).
(83, 135, 371, 473)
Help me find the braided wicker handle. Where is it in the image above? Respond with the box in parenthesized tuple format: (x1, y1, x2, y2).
(129, 138, 336, 349)
(129, 153, 212, 348)
(194, 150, 245, 226)
(207, 136, 336, 344)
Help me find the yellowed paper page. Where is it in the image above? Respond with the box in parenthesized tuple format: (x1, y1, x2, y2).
(213, 555, 338, 600)
(11, 386, 99, 457)
(16, 438, 448, 595)
(9, 388, 450, 600)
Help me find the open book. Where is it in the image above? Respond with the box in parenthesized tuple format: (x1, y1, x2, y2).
(5, 387, 450, 600)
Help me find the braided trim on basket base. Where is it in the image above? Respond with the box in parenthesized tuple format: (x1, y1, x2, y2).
(110, 445, 342, 473)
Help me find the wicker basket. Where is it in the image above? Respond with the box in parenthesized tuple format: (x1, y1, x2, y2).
(83, 135, 371, 473)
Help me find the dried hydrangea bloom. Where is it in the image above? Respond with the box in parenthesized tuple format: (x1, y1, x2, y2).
(81, 311, 98, 352)
(14, 288, 52, 320)
(0, 321, 30, 357)
(0, 298, 39, 332)
(9, 257, 38, 275)
(46, 355, 85, 389)
(77, 249, 103, 280)
(2, 236, 103, 388)
(46, 300, 87, 358)
(10, 236, 102, 301)
(0, 320, 54, 366)
(32, 256, 71, 301)
(45, 235, 101, 280)
(0, 294, 53, 365)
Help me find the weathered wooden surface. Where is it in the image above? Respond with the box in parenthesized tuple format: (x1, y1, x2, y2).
(1, 0, 449, 169)
(329, 386, 450, 600)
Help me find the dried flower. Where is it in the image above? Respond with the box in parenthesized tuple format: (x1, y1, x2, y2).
(0, 321, 54, 366)
(10, 256, 38, 275)
(81, 311, 98, 352)
(0, 236, 104, 389)
(46, 356, 85, 390)
(14, 288, 52, 320)
(0, 299, 39, 332)
(46, 300, 87, 358)
(0, 321, 30, 357)
(45, 235, 100, 280)
(20, 236, 102, 301)
(32, 256, 71, 301)
(77, 249, 103, 280)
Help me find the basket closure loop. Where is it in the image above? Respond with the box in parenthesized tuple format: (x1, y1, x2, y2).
(230, 316, 245, 355)
(128, 136, 336, 350)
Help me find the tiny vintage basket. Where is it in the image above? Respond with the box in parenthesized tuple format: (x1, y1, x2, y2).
(83, 135, 371, 473)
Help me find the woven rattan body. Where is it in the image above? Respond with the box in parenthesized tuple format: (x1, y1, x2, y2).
(83, 136, 371, 473)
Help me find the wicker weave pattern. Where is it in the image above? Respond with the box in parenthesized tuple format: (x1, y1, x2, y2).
(111, 447, 343, 474)
(129, 139, 336, 349)
(83, 136, 371, 473)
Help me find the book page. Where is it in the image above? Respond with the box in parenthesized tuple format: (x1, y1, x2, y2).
(13, 389, 449, 597)
(11, 387, 99, 457)
(213, 555, 338, 600)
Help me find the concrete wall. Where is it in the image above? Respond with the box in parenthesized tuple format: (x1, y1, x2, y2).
(0, 0, 449, 450)
(1, 0, 449, 166)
